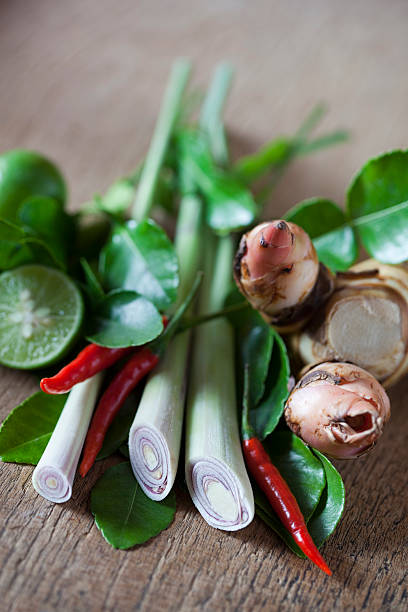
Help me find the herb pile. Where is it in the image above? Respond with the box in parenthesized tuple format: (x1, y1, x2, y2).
(0, 60, 406, 572)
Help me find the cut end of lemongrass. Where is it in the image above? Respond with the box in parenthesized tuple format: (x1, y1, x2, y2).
(32, 374, 103, 503)
(186, 457, 254, 531)
(32, 465, 71, 504)
(129, 425, 172, 501)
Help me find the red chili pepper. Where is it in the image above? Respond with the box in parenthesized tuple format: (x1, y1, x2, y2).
(241, 365, 331, 576)
(40, 344, 133, 394)
(79, 347, 159, 477)
(242, 437, 331, 576)
(40, 316, 168, 394)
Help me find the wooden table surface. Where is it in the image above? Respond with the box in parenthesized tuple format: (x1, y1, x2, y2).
(1, 1, 408, 610)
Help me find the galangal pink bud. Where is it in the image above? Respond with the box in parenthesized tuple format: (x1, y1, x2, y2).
(284, 362, 390, 459)
(234, 220, 333, 332)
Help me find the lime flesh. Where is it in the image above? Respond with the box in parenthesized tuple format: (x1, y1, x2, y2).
(0, 265, 83, 369)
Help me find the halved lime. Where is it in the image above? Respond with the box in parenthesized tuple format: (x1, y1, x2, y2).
(0, 265, 83, 369)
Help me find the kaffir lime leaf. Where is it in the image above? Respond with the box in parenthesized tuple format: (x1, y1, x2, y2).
(0, 265, 83, 369)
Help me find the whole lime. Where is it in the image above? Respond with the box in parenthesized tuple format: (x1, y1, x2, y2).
(0, 150, 67, 223)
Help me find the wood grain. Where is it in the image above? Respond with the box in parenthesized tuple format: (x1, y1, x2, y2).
(1, 1, 408, 610)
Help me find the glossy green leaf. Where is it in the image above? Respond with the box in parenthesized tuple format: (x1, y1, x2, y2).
(18, 195, 74, 265)
(204, 173, 258, 233)
(228, 291, 289, 440)
(252, 330, 290, 439)
(100, 219, 179, 310)
(255, 431, 326, 557)
(0, 392, 65, 464)
(96, 392, 139, 460)
(226, 291, 273, 409)
(308, 450, 345, 547)
(91, 461, 176, 549)
(347, 150, 408, 263)
(236, 309, 274, 410)
(285, 198, 358, 272)
(263, 431, 325, 521)
(86, 290, 163, 348)
(177, 128, 257, 232)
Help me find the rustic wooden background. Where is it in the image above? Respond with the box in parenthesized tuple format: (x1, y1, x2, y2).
(1, 1, 408, 610)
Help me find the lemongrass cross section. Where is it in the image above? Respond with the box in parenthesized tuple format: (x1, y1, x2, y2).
(129, 195, 202, 499)
(32, 374, 103, 503)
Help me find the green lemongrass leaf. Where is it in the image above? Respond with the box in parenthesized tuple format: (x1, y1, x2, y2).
(97, 392, 140, 460)
(252, 330, 290, 439)
(86, 290, 163, 348)
(295, 103, 327, 141)
(255, 431, 326, 557)
(285, 198, 358, 271)
(80, 258, 105, 307)
(18, 196, 74, 265)
(347, 150, 408, 263)
(100, 219, 179, 310)
(0, 392, 66, 464)
(297, 130, 349, 155)
(132, 59, 191, 221)
(235, 138, 293, 183)
(308, 450, 345, 547)
(91, 461, 176, 549)
(0, 219, 34, 270)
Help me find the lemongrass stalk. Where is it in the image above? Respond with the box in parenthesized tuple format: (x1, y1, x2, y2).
(185, 232, 254, 530)
(32, 374, 103, 503)
(185, 63, 254, 530)
(128, 64, 232, 500)
(129, 194, 202, 499)
(132, 59, 191, 222)
(69, 61, 190, 491)
(200, 62, 233, 165)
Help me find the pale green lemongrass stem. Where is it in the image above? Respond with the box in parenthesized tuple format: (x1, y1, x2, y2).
(132, 59, 191, 222)
(186, 63, 254, 529)
(200, 63, 233, 165)
(129, 195, 202, 499)
(185, 232, 254, 530)
(128, 64, 232, 500)
(32, 374, 103, 503)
